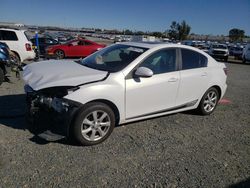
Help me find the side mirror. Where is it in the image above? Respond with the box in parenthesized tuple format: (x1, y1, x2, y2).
(134, 67, 153, 78)
(68, 43, 73, 47)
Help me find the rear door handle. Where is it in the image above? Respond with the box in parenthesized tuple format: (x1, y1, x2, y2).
(168, 77, 178, 82)
(201, 72, 207, 76)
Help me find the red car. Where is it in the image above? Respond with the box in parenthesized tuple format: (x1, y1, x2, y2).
(45, 39, 106, 59)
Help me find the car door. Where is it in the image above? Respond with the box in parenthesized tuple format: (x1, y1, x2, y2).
(65, 40, 80, 57)
(175, 48, 210, 106)
(125, 48, 180, 119)
(70, 40, 93, 57)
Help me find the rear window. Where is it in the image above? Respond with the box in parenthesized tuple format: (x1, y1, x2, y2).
(0, 30, 18, 41)
(24, 31, 31, 41)
(181, 49, 208, 70)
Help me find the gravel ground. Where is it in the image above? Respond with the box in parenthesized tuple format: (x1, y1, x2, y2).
(0, 61, 250, 188)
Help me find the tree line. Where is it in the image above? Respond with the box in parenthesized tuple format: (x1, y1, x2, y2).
(115, 21, 247, 42)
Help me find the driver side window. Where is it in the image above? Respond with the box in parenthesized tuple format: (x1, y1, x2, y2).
(139, 49, 176, 74)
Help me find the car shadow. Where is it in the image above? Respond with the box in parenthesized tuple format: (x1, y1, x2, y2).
(0, 94, 27, 129)
(0, 94, 82, 146)
(227, 177, 250, 188)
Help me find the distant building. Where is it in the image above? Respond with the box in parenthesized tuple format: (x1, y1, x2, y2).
(0, 21, 25, 28)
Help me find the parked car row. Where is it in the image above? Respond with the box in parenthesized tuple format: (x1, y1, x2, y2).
(182, 40, 249, 63)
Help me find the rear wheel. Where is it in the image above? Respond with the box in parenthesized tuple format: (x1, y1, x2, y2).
(0, 68, 4, 85)
(197, 87, 219, 115)
(55, 50, 65, 59)
(72, 102, 115, 146)
(10, 52, 20, 65)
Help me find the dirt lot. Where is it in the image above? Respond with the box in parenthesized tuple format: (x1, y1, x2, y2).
(0, 60, 250, 187)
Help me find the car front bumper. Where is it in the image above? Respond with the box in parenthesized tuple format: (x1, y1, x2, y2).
(25, 88, 81, 138)
(211, 54, 228, 59)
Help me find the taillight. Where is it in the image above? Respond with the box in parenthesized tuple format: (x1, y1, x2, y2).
(223, 67, 228, 75)
(25, 43, 32, 51)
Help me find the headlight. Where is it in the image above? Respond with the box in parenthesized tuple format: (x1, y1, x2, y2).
(24, 84, 34, 93)
(67, 86, 80, 94)
(51, 98, 69, 113)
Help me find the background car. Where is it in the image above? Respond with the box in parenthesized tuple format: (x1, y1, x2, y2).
(45, 39, 106, 59)
(209, 43, 229, 61)
(23, 42, 227, 146)
(30, 37, 59, 57)
(0, 42, 10, 85)
(0, 28, 35, 63)
(242, 43, 250, 63)
(230, 45, 244, 59)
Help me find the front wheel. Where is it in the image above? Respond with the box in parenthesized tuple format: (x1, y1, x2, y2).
(55, 50, 65, 59)
(197, 87, 219, 115)
(72, 102, 115, 146)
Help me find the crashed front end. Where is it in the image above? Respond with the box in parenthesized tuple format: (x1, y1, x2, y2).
(25, 84, 81, 138)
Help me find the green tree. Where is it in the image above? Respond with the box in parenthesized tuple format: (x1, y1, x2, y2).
(124, 29, 133, 35)
(151, 32, 164, 38)
(167, 20, 191, 40)
(167, 21, 178, 40)
(229, 28, 245, 42)
(178, 20, 191, 40)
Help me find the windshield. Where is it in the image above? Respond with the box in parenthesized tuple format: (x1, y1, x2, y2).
(212, 44, 227, 49)
(80, 44, 148, 72)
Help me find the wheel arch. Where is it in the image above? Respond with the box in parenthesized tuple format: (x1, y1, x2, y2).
(54, 48, 65, 56)
(85, 99, 120, 125)
(210, 85, 222, 99)
(11, 50, 21, 62)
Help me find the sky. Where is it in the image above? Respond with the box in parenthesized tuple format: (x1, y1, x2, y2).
(1, 0, 250, 35)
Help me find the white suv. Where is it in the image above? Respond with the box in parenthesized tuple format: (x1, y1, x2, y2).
(209, 44, 229, 62)
(23, 42, 227, 146)
(0, 28, 35, 62)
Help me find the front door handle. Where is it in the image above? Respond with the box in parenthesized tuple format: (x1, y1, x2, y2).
(168, 77, 178, 82)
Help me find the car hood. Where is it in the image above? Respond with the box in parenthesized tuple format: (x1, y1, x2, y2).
(22, 60, 108, 91)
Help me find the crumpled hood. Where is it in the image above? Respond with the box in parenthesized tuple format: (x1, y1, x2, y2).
(22, 60, 108, 91)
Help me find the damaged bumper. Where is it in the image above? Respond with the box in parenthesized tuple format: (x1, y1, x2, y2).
(25, 85, 81, 138)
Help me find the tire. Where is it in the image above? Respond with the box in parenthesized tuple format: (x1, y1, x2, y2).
(0, 68, 4, 85)
(197, 87, 219, 115)
(55, 50, 65, 59)
(242, 56, 246, 63)
(10, 52, 21, 66)
(72, 102, 115, 146)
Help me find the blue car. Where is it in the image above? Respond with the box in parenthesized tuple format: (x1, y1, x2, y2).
(0, 42, 10, 85)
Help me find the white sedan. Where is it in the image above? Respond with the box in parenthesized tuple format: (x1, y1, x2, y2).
(23, 42, 227, 145)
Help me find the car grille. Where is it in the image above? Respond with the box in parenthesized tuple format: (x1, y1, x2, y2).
(213, 50, 226, 55)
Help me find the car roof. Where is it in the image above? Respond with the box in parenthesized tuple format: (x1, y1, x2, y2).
(0, 28, 26, 32)
(118, 41, 199, 50)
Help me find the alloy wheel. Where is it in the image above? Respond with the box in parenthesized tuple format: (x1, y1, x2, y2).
(81, 110, 111, 141)
(55, 50, 64, 59)
(203, 90, 218, 113)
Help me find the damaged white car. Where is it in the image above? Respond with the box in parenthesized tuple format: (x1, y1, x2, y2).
(23, 42, 227, 145)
